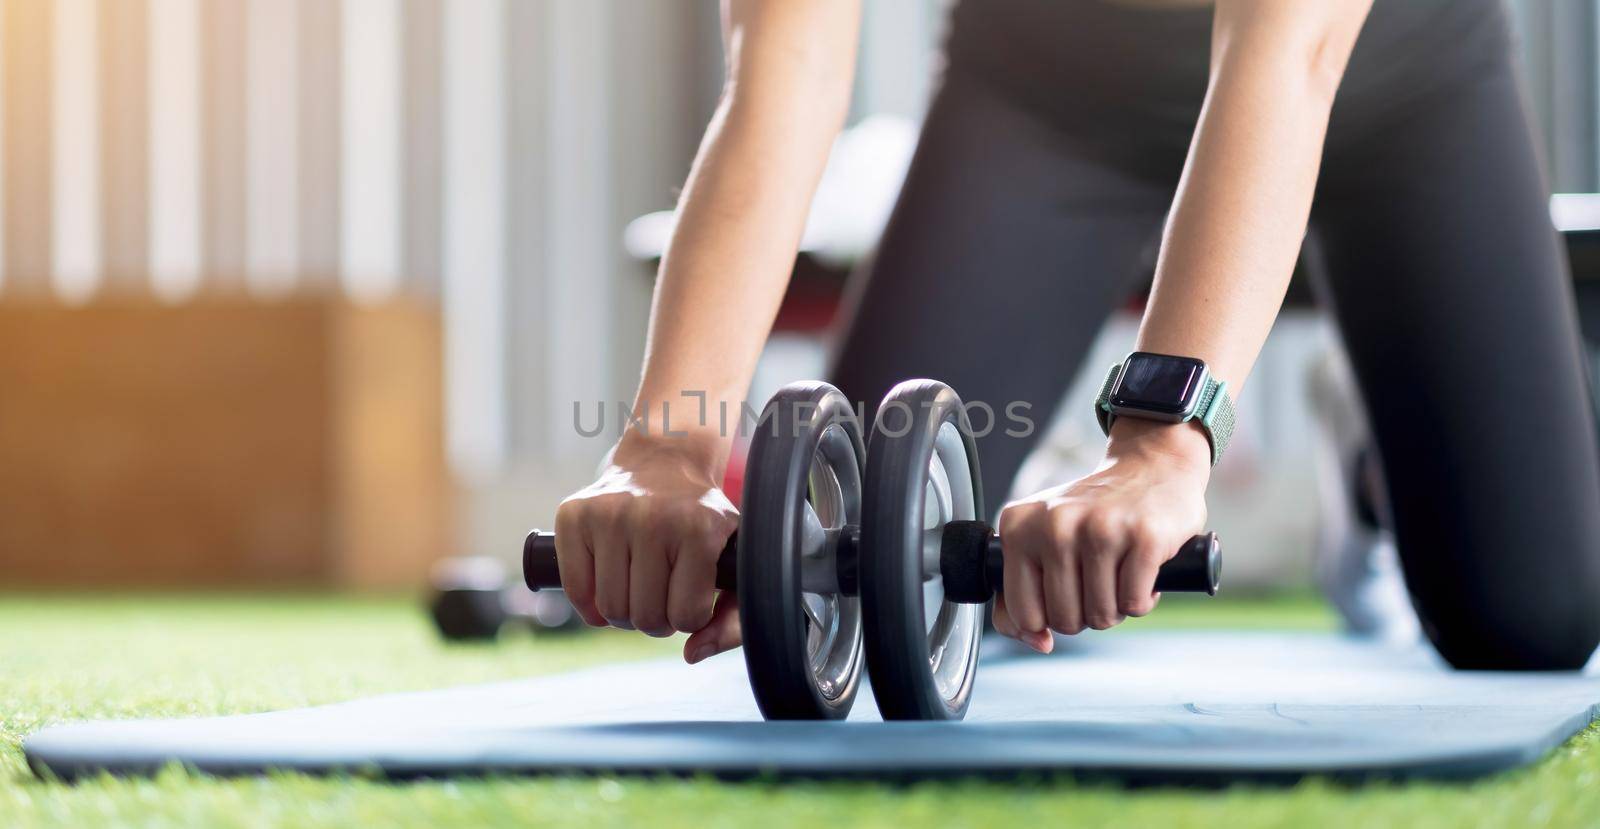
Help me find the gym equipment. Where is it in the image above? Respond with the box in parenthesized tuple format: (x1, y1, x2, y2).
(858, 379, 1216, 720)
(521, 379, 1220, 721)
(26, 632, 1600, 783)
(428, 557, 581, 641)
(528, 381, 870, 720)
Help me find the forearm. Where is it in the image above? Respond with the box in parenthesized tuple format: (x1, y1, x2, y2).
(628, 0, 860, 473)
(632, 101, 837, 461)
(999, 3, 1375, 642)
(1117, 1, 1371, 459)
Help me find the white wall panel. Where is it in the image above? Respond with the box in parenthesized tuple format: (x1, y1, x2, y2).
(244, 0, 299, 295)
(401, 0, 442, 296)
(0, 0, 7, 294)
(148, 0, 202, 302)
(341, 0, 402, 302)
(201, 0, 246, 286)
(505, 0, 550, 461)
(99, 0, 149, 294)
(3, 0, 53, 295)
(442, 0, 508, 482)
(854, 0, 943, 120)
(543, 0, 614, 459)
(52, 0, 100, 303)
(297, 0, 341, 286)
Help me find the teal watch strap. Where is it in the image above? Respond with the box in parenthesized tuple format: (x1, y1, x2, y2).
(1094, 361, 1235, 466)
(1193, 376, 1235, 464)
(1094, 363, 1121, 437)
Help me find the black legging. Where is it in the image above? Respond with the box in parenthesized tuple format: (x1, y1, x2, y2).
(828, 0, 1600, 670)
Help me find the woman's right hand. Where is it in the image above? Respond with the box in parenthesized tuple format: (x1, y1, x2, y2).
(553, 434, 742, 664)
(549, 0, 861, 664)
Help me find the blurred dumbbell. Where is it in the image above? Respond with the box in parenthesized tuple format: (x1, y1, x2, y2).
(428, 556, 584, 641)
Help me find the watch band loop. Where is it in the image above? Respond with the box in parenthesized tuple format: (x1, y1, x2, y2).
(1194, 379, 1234, 466)
(1094, 362, 1121, 436)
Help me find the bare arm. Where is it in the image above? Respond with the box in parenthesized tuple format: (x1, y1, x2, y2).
(1125, 0, 1374, 460)
(633, 0, 862, 475)
(554, 0, 860, 658)
(996, 1, 1374, 651)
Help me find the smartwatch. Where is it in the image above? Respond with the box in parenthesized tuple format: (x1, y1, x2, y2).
(1094, 351, 1235, 466)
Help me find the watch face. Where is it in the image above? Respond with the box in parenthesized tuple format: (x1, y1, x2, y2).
(1110, 352, 1205, 416)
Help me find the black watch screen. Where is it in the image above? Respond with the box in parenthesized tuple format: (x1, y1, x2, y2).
(1110, 352, 1206, 415)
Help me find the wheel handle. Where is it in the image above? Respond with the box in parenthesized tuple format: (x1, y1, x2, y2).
(938, 521, 1221, 603)
(523, 530, 738, 593)
(524, 524, 1216, 601)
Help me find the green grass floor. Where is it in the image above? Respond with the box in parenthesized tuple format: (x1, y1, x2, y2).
(1, 591, 1596, 828)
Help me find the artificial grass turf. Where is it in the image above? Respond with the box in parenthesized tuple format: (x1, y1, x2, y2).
(1, 592, 1597, 829)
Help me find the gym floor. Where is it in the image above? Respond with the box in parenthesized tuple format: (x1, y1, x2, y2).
(3, 593, 1594, 829)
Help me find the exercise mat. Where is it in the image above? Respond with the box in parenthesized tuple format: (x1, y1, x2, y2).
(26, 633, 1600, 783)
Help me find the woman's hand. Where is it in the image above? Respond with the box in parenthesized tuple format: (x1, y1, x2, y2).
(992, 419, 1211, 653)
(552, 0, 861, 667)
(553, 433, 741, 663)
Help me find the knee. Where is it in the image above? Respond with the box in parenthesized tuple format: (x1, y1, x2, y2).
(1424, 602, 1600, 671)
(1400, 518, 1600, 671)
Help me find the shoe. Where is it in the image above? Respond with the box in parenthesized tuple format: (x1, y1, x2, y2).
(1307, 348, 1420, 643)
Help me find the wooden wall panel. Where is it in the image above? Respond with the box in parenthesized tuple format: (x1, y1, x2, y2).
(0, 298, 449, 588)
(0, 301, 330, 585)
(331, 301, 451, 586)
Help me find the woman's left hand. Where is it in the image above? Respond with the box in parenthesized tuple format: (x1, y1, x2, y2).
(992, 419, 1212, 653)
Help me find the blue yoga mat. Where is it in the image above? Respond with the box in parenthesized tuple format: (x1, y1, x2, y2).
(25, 633, 1600, 782)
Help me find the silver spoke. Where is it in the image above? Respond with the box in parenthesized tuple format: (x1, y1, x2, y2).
(800, 498, 829, 560)
(793, 422, 863, 703)
(925, 420, 982, 708)
(805, 611, 823, 659)
(922, 527, 945, 580)
(921, 452, 956, 634)
(803, 593, 840, 681)
(802, 594, 827, 630)
(923, 454, 953, 531)
(927, 593, 956, 654)
(935, 455, 953, 522)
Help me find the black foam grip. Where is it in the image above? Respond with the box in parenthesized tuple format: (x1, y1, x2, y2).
(940, 521, 1221, 602)
(834, 525, 861, 597)
(523, 532, 563, 592)
(939, 521, 998, 603)
(1154, 533, 1222, 596)
(523, 530, 739, 593)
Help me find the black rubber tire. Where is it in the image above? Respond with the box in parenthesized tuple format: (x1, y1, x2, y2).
(861, 379, 986, 721)
(738, 382, 868, 720)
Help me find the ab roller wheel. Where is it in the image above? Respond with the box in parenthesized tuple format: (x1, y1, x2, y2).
(520, 379, 1223, 722)
(736, 382, 867, 719)
(522, 381, 869, 720)
(862, 380, 986, 720)
(860, 379, 1219, 720)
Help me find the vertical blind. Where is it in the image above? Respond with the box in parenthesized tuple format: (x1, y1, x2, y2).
(0, 0, 1587, 481)
(0, 0, 442, 303)
(0, 0, 719, 486)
